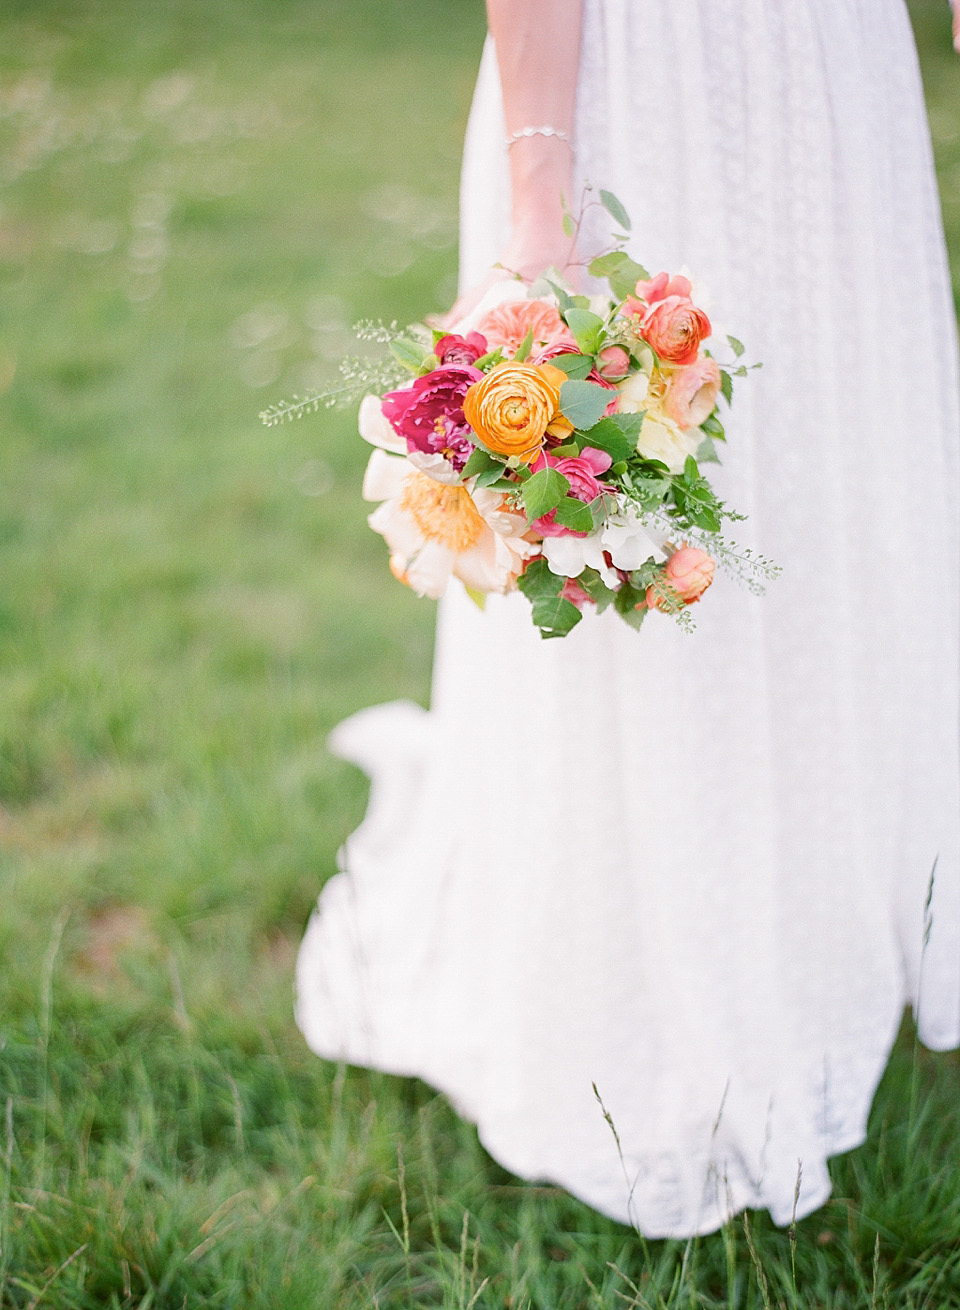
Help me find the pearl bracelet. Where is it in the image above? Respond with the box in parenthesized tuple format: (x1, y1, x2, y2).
(505, 125, 572, 150)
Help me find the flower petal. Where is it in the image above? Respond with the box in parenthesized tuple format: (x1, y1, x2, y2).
(362, 448, 411, 502)
(406, 449, 462, 485)
(359, 394, 407, 453)
(368, 498, 424, 557)
(403, 540, 454, 599)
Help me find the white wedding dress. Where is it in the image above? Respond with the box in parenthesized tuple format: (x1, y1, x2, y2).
(296, 0, 960, 1237)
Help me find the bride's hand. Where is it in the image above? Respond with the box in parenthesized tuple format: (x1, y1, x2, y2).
(440, 230, 580, 330)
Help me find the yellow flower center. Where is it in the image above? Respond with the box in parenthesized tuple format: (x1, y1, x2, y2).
(502, 397, 530, 428)
(398, 472, 486, 553)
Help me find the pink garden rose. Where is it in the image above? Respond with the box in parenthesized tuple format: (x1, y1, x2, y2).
(663, 357, 722, 429)
(561, 576, 594, 608)
(645, 546, 716, 610)
(624, 271, 711, 367)
(477, 298, 576, 356)
(596, 345, 631, 381)
(530, 446, 613, 537)
(434, 331, 488, 366)
(381, 364, 482, 472)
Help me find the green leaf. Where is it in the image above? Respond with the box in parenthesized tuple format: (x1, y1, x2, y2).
(514, 326, 534, 362)
(617, 601, 648, 631)
(700, 412, 726, 441)
(684, 455, 699, 480)
(628, 474, 671, 510)
(516, 557, 564, 601)
(559, 379, 613, 430)
(609, 411, 645, 440)
(599, 189, 632, 231)
(576, 567, 616, 613)
(389, 337, 429, 373)
(520, 467, 569, 521)
(531, 595, 583, 638)
(474, 465, 513, 489)
(613, 580, 648, 629)
(578, 416, 635, 463)
(588, 250, 650, 301)
(695, 435, 721, 465)
(473, 348, 503, 370)
(548, 352, 593, 380)
(563, 307, 605, 356)
(463, 586, 487, 610)
(720, 370, 733, 405)
(561, 211, 575, 238)
(727, 334, 745, 358)
(545, 279, 575, 311)
(552, 496, 595, 534)
(461, 447, 501, 479)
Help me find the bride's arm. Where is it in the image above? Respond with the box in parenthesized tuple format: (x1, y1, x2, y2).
(444, 0, 583, 324)
(487, 0, 583, 281)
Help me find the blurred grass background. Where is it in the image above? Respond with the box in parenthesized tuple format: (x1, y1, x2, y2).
(0, 1, 959, 1305)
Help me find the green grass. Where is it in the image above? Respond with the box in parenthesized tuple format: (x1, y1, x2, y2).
(1, 1, 960, 1304)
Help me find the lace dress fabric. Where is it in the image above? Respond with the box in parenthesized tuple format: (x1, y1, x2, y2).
(296, 0, 960, 1237)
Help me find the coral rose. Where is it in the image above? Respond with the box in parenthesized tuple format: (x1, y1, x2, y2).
(633, 272, 693, 304)
(624, 271, 711, 366)
(663, 358, 721, 429)
(462, 361, 570, 462)
(476, 298, 576, 357)
(645, 547, 715, 610)
(635, 297, 711, 366)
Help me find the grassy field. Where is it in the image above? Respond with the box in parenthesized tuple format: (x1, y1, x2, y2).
(1, 1, 960, 1305)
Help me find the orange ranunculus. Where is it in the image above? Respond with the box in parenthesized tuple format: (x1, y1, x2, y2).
(462, 362, 570, 461)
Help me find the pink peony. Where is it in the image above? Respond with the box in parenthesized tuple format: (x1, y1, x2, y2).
(530, 446, 612, 537)
(382, 365, 482, 472)
(645, 547, 716, 610)
(477, 298, 576, 357)
(434, 331, 488, 366)
(663, 357, 722, 429)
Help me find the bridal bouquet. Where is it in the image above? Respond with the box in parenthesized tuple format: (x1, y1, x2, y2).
(262, 193, 777, 637)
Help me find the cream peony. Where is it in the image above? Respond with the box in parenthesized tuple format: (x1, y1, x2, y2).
(362, 449, 535, 599)
(616, 373, 700, 473)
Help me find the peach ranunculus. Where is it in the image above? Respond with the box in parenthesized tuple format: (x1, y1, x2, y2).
(476, 298, 576, 357)
(462, 361, 572, 461)
(362, 448, 535, 599)
(663, 357, 722, 429)
(645, 546, 715, 610)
